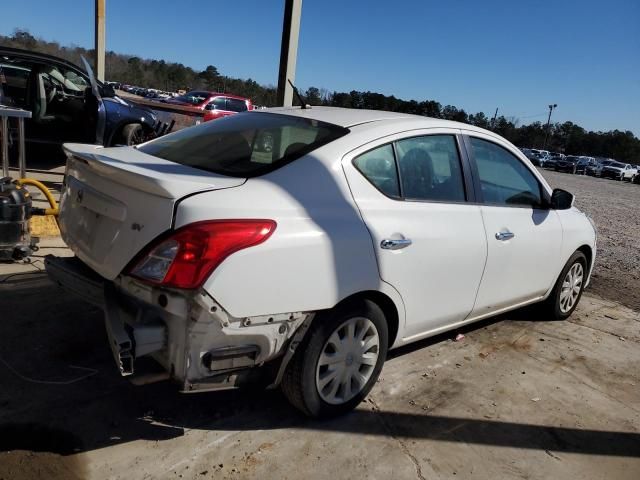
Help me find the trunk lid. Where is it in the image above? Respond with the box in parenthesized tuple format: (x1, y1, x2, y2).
(59, 143, 245, 280)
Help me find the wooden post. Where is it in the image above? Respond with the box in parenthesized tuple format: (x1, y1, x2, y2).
(276, 0, 302, 107)
(95, 0, 106, 81)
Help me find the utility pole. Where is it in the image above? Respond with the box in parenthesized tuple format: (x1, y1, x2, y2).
(543, 103, 557, 150)
(94, 0, 106, 81)
(491, 108, 498, 129)
(276, 0, 302, 106)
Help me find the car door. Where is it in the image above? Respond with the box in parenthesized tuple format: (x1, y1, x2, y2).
(464, 134, 562, 315)
(204, 97, 228, 121)
(343, 131, 487, 340)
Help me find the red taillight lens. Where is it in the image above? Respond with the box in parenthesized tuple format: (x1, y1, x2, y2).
(129, 220, 276, 289)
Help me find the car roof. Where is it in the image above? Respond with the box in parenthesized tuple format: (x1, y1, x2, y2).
(0, 46, 85, 74)
(260, 106, 487, 131)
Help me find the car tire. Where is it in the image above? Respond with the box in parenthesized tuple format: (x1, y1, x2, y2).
(119, 123, 145, 146)
(542, 251, 588, 320)
(572, 166, 577, 174)
(281, 298, 388, 418)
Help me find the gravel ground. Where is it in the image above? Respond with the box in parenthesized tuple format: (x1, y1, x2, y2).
(539, 169, 640, 311)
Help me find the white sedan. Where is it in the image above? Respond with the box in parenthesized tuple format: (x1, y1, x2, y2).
(47, 107, 597, 417)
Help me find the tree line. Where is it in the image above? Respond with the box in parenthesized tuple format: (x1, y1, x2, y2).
(2, 29, 639, 162)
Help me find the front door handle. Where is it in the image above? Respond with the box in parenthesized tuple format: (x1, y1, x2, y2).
(495, 230, 515, 241)
(380, 238, 412, 250)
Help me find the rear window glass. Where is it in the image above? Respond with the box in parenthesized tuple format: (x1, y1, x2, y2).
(226, 98, 248, 112)
(138, 112, 349, 177)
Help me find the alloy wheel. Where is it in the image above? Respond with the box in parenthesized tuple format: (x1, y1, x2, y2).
(559, 262, 584, 313)
(315, 317, 380, 405)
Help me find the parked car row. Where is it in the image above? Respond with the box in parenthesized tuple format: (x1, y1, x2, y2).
(520, 146, 640, 184)
(108, 81, 255, 123)
(520, 148, 553, 167)
(110, 83, 179, 99)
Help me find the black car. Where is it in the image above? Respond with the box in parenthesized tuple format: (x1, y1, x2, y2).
(0, 47, 158, 160)
(555, 155, 580, 173)
(575, 157, 597, 175)
(520, 148, 541, 165)
(546, 153, 564, 169)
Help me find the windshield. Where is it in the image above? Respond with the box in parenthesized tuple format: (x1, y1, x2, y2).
(173, 91, 211, 105)
(138, 112, 350, 177)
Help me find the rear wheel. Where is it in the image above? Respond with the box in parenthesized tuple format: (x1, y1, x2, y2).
(541, 251, 587, 320)
(282, 299, 388, 418)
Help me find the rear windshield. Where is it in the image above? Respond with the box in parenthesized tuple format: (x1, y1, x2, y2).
(138, 112, 349, 177)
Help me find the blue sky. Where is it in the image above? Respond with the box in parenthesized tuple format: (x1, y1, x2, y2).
(1, 0, 638, 135)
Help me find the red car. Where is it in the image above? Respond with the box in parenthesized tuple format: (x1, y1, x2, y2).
(164, 91, 252, 122)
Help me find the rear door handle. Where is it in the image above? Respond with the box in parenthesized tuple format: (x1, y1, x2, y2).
(495, 230, 515, 241)
(380, 238, 412, 250)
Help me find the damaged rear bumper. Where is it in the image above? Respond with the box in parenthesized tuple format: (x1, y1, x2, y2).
(45, 255, 310, 391)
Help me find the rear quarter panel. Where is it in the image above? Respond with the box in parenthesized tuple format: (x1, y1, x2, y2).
(174, 149, 391, 320)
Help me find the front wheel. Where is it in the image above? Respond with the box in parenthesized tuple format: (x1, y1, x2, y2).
(281, 299, 388, 418)
(541, 251, 587, 320)
(119, 123, 145, 146)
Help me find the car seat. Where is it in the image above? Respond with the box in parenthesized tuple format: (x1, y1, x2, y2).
(25, 64, 55, 124)
(400, 148, 434, 199)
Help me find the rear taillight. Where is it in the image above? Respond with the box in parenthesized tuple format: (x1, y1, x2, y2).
(128, 220, 276, 289)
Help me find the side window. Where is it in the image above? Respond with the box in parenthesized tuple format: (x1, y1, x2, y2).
(226, 98, 248, 112)
(353, 144, 400, 197)
(395, 135, 465, 202)
(210, 97, 227, 110)
(470, 137, 542, 208)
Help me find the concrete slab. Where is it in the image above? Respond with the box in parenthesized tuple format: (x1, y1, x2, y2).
(0, 272, 638, 480)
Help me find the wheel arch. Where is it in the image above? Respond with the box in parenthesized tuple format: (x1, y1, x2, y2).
(333, 290, 400, 348)
(106, 120, 152, 146)
(577, 244, 593, 271)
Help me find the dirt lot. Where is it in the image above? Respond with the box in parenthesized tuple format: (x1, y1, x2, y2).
(540, 169, 640, 311)
(0, 169, 639, 480)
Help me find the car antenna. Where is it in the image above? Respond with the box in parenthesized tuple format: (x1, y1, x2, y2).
(287, 79, 309, 109)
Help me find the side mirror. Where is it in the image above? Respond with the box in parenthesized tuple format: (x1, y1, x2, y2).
(550, 188, 574, 210)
